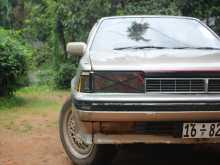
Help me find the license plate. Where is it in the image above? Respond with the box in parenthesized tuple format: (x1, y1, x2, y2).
(182, 122, 220, 138)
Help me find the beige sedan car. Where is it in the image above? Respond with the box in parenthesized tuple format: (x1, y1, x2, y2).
(59, 16, 220, 165)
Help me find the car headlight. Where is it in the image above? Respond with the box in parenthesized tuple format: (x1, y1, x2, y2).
(93, 71, 145, 93)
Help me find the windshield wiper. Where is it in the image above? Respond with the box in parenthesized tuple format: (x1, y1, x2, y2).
(114, 46, 169, 50)
(172, 46, 220, 50)
(114, 46, 220, 50)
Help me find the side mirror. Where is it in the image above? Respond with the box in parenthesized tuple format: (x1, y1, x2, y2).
(66, 42, 87, 56)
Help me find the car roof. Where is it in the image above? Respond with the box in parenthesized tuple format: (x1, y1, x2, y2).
(99, 15, 200, 22)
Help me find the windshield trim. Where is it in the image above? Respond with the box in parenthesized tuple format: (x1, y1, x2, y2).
(100, 15, 201, 22)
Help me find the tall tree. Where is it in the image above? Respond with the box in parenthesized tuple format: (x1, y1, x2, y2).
(12, 0, 25, 28)
(0, 0, 12, 27)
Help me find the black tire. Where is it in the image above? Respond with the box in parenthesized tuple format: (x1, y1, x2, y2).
(59, 97, 117, 165)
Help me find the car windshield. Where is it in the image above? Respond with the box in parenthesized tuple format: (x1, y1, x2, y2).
(90, 17, 220, 51)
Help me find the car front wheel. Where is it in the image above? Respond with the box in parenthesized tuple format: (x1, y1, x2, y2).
(59, 97, 117, 165)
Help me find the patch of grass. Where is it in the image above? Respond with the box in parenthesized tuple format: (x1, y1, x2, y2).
(0, 85, 65, 111)
(17, 85, 53, 95)
(0, 85, 69, 132)
(0, 96, 26, 110)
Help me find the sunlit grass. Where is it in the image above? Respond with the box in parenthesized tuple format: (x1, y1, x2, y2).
(0, 85, 69, 133)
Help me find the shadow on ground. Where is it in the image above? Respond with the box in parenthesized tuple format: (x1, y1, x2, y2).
(0, 96, 27, 110)
(112, 144, 220, 165)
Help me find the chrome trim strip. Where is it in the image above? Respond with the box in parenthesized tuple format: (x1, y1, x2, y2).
(74, 92, 220, 102)
(77, 110, 220, 122)
(93, 133, 220, 144)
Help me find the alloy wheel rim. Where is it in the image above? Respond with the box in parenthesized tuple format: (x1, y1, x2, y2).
(64, 108, 93, 159)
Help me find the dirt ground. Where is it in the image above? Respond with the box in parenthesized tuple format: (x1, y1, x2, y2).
(0, 113, 71, 165)
(1, 89, 220, 165)
(1, 112, 220, 165)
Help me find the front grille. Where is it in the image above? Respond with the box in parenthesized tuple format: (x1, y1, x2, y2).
(208, 79, 220, 92)
(145, 78, 220, 93)
(146, 78, 205, 93)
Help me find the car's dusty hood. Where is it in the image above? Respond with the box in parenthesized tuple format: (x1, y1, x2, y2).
(89, 49, 220, 71)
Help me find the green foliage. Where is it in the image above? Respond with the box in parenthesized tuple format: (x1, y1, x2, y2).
(57, 0, 111, 42)
(177, 0, 220, 34)
(177, 0, 219, 18)
(32, 43, 52, 67)
(0, 28, 29, 96)
(122, 0, 180, 15)
(23, 0, 56, 41)
(53, 62, 77, 89)
(21, 0, 57, 68)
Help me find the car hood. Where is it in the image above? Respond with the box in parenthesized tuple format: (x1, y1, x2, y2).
(89, 49, 220, 71)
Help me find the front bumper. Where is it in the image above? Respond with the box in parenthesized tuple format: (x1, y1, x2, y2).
(72, 92, 220, 144)
(74, 104, 220, 144)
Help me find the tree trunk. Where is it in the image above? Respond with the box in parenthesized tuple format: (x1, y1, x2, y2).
(56, 16, 68, 60)
(110, 0, 121, 15)
(13, 0, 25, 28)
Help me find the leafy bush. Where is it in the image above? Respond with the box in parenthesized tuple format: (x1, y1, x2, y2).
(53, 62, 76, 89)
(0, 28, 30, 96)
(33, 44, 52, 67)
